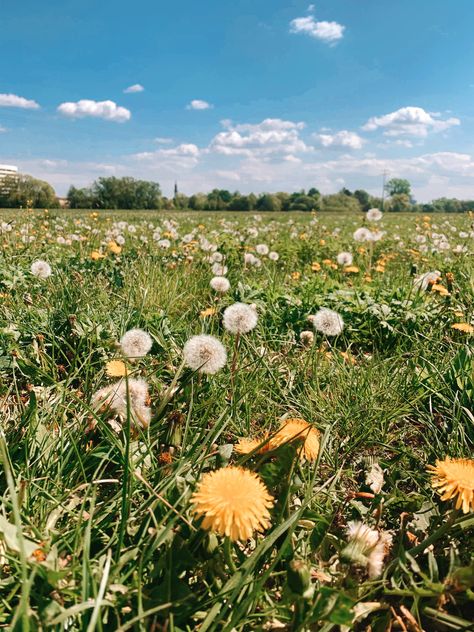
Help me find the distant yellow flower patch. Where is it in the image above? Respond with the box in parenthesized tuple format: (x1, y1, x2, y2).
(451, 323, 474, 334)
(343, 266, 360, 273)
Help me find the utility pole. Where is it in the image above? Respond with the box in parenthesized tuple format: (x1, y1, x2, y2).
(381, 170, 388, 211)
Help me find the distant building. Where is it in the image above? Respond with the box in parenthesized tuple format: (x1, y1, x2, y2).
(0, 164, 18, 193)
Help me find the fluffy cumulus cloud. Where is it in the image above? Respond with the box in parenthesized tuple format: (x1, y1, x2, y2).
(123, 84, 144, 93)
(0, 93, 40, 109)
(313, 130, 364, 149)
(290, 15, 345, 43)
(362, 106, 460, 137)
(187, 99, 212, 110)
(132, 143, 201, 169)
(57, 99, 131, 123)
(209, 118, 309, 157)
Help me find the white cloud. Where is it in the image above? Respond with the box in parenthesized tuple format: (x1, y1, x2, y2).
(0, 93, 40, 109)
(362, 106, 460, 137)
(132, 143, 201, 169)
(214, 170, 241, 181)
(57, 99, 131, 123)
(187, 99, 213, 110)
(154, 137, 173, 144)
(0, 125, 6, 133)
(313, 130, 364, 149)
(123, 83, 144, 93)
(290, 16, 345, 43)
(210, 118, 309, 157)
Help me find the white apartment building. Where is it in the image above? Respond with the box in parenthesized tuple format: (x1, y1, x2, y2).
(0, 164, 18, 179)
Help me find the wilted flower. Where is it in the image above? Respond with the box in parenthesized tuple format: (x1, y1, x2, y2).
(223, 303, 258, 334)
(31, 260, 52, 279)
(312, 308, 344, 336)
(120, 328, 153, 359)
(191, 466, 273, 541)
(428, 457, 474, 513)
(210, 276, 230, 293)
(414, 270, 441, 291)
(343, 521, 392, 579)
(183, 334, 227, 374)
(299, 330, 315, 346)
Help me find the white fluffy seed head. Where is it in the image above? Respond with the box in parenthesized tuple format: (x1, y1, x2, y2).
(337, 251, 353, 266)
(92, 378, 151, 429)
(268, 251, 279, 261)
(210, 276, 231, 293)
(256, 244, 269, 255)
(211, 263, 228, 276)
(223, 303, 258, 334)
(366, 208, 383, 222)
(183, 334, 227, 374)
(353, 227, 372, 242)
(31, 260, 52, 279)
(312, 308, 344, 336)
(120, 328, 153, 359)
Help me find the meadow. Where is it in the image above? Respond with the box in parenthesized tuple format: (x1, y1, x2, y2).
(0, 208, 473, 631)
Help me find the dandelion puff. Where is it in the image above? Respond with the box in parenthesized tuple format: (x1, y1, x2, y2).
(312, 308, 344, 336)
(368, 532, 392, 579)
(353, 227, 372, 243)
(91, 378, 151, 429)
(428, 457, 474, 514)
(268, 251, 279, 261)
(256, 244, 269, 256)
(365, 462, 384, 494)
(31, 260, 52, 279)
(223, 303, 258, 334)
(337, 252, 353, 266)
(210, 276, 230, 293)
(191, 466, 273, 541)
(343, 521, 392, 578)
(212, 263, 228, 276)
(120, 328, 153, 359)
(183, 334, 227, 374)
(366, 208, 383, 222)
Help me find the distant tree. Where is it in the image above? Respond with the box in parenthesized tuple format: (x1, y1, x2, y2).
(321, 193, 361, 212)
(173, 193, 188, 210)
(353, 189, 371, 211)
(340, 187, 352, 197)
(257, 194, 282, 212)
(307, 187, 320, 198)
(188, 193, 207, 210)
(385, 178, 411, 197)
(67, 186, 96, 209)
(387, 193, 412, 212)
(5, 175, 57, 208)
(288, 194, 320, 212)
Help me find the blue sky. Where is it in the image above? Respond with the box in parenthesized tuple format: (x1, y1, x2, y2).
(1, 0, 474, 200)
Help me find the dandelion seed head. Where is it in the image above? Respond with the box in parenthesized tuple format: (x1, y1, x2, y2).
(31, 260, 52, 279)
(223, 303, 258, 334)
(210, 276, 230, 293)
(120, 328, 153, 359)
(183, 334, 227, 374)
(312, 308, 344, 336)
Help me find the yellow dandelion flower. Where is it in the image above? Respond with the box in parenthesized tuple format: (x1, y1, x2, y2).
(431, 284, 450, 296)
(108, 241, 122, 255)
(200, 307, 218, 318)
(428, 457, 474, 513)
(374, 265, 385, 273)
(451, 323, 474, 334)
(343, 266, 360, 273)
(91, 250, 105, 260)
(291, 271, 301, 280)
(311, 262, 321, 272)
(269, 418, 320, 461)
(105, 360, 128, 377)
(192, 466, 273, 541)
(235, 436, 270, 455)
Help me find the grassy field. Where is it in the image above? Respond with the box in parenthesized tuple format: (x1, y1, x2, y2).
(0, 208, 473, 631)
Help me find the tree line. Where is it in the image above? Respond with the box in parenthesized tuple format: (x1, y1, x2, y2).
(0, 173, 473, 212)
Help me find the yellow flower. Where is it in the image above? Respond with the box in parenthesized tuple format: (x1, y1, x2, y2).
(431, 283, 449, 296)
(428, 457, 474, 513)
(105, 360, 128, 377)
(235, 436, 270, 455)
(108, 241, 122, 255)
(192, 467, 273, 541)
(91, 250, 105, 260)
(311, 262, 321, 272)
(343, 266, 360, 273)
(451, 323, 474, 334)
(374, 265, 385, 273)
(269, 418, 320, 461)
(200, 307, 217, 318)
(291, 271, 301, 280)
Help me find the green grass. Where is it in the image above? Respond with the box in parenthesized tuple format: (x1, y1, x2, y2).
(0, 208, 473, 630)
